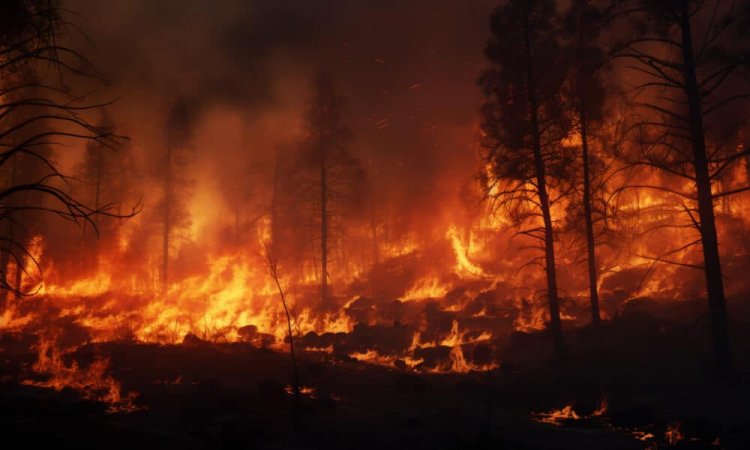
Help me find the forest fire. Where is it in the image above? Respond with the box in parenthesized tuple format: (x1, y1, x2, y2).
(22, 336, 140, 413)
(2, 0, 750, 449)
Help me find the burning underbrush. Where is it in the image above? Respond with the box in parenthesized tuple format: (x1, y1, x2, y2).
(21, 336, 140, 413)
(1, 210, 749, 431)
(2, 270, 606, 381)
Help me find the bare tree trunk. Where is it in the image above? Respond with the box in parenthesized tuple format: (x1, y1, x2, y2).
(580, 105, 601, 325)
(94, 146, 102, 222)
(575, 6, 601, 326)
(679, 4, 732, 373)
(522, 13, 564, 356)
(0, 219, 10, 306)
(265, 246, 300, 430)
(90, 144, 103, 265)
(320, 138, 329, 308)
(0, 163, 16, 304)
(1, 158, 21, 302)
(10, 159, 23, 299)
(13, 227, 23, 297)
(162, 144, 172, 295)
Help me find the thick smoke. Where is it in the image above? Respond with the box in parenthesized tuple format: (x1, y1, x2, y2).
(42, 0, 504, 275)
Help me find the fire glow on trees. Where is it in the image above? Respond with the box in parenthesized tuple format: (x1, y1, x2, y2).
(1, 1, 750, 448)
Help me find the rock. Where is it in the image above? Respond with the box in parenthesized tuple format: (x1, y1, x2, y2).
(182, 332, 209, 347)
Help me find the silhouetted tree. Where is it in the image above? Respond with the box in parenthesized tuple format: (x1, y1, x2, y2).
(157, 98, 195, 293)
(561, 0, 615, 325)
(479, 0, 573, 355)
(80, 112, 115, 224)
(0, 82, 55, 297)
(612, 0, 750, 373)
(294, 74, 364, 309)
(77, 111, 134, 255)
(0, 1, 136, 298)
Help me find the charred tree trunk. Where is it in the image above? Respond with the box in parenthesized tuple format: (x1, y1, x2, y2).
(0, 159, 18, 303)
(0, 219, 10, 305)
(265, 246, 300, 430)
(94, 146, 103, 224)
(13, 236, 22, 296)
(522, 13, 564, 355)
(319, 136, 329, 308)
(575, 6, 601, 326)
(10, 158, 24, 298)
(679, 4, 732, 373)
(90, 144, 103, 261)
(579, 104, 600, 325)
(162, 144, 172, 295)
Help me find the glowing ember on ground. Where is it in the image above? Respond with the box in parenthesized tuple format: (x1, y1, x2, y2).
(532, 398, 608, 426)
(284, 385, 317, 398)
(664, 422, 683, 446)
(532, 404, 581, 426)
